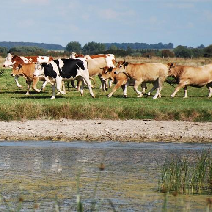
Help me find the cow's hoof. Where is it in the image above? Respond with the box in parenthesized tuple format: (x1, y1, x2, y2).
(123, 95, 127, 98)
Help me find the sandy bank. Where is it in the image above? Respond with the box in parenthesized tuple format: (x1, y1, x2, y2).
(0, 119, 211, 143)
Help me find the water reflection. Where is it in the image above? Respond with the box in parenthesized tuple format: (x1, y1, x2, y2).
(0, 141, 211, 211)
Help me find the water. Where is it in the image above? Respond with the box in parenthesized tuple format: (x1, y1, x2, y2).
(0, 141, 211, 211)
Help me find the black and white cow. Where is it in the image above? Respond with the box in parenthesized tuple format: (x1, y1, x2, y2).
(35, 58, 95, 99)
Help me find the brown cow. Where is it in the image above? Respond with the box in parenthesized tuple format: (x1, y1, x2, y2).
(115, 61, 169, 99)
(168, 63, 212, 98)
(11, 63, 46, 95)
(101, 66, 147, 98)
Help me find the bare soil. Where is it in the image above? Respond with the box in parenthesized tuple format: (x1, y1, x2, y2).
(0, 119, 211, 142)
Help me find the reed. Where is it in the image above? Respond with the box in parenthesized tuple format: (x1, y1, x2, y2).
(159, 150, 212, 195)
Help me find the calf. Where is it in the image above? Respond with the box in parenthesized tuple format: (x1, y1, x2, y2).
(115, 62, 169, 99)
(35, 58, 95, 99)
(168, 63, 212, 98)
(101, 66, 147, 98)
(11, 63, 46, 95)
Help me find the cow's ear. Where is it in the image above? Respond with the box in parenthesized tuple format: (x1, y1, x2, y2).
(124, 62, 129, 67)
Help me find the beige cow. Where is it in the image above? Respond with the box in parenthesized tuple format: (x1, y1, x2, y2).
(101, 66, 147, 98)
(114, 62, 169, 99)
(168, 63, 212, 98)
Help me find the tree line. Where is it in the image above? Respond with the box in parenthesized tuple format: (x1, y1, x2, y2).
(0, 41, 212, 58)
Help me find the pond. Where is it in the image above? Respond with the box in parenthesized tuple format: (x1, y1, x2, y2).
(0, 141, 211, 211)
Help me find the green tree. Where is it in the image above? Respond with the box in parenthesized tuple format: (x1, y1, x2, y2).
(109, 45, 118, 51)
(65, 41, 82, 53)
(82, 41, 106, 54)
(0, 47, 8, 57)
(9, 46, 47, 56)
(173, 45, 192, 58)
(204, 44, 212, 57)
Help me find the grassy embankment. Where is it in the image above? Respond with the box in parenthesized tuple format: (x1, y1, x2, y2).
(0, 57, 211, 121)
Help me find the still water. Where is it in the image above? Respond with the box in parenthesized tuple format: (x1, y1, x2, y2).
(0, 141, 211, 211)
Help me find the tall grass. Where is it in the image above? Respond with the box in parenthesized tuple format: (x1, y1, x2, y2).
(158, 150, 212, 195)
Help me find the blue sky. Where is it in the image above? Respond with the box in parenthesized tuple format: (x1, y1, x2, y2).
(1, 0, 212, 48)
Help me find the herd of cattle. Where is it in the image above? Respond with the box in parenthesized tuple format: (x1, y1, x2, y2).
(2, 53, 212, 99)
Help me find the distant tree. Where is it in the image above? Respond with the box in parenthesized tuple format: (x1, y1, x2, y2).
(173, 45, 192, 58)
(82, 41, 106, 54)
(65, 41, 82, 53)
(9, 46, 47, 56)
(0, 46, 8, 57)
(204, 44, 212, 57)
(161, 50, 175, 58)
(109, 45, 118, 51)
(190, 48, 204, 58)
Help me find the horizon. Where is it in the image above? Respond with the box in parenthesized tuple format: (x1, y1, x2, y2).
(0, 40, 207, 49)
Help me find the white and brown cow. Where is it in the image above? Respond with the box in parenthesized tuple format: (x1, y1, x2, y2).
(114, 61, 169, 99)
(35, 58, 95, 99)
(168, 63, 212, 98)
(3, 53, 53, 88)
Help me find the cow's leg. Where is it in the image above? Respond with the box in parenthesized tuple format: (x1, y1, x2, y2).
(41, 80, 48, 91)
(72, 80, 77, 88)
(56, 77, 66, 95)
(62, 81, 66, 94)
(121, 84, 128, 98)
(108, 80, 123, 98)
(206, 83, 212, 97)
(14, 75, 22, 88)
(134, 80, 143, 97)
(147, 82, 157, 96)
(25, 80, 31, 95)
(51, 84, 56, 99)
(171, 81, 187, 98)
(141, 82, 147, 94)
(99, 75, 107, 91)
(32, 77, 41, 92)
(183, 86, 188, 98)
(81, 76, 95, 98)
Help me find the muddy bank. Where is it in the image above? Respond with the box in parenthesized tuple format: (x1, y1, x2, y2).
(0, 119, 211, 142)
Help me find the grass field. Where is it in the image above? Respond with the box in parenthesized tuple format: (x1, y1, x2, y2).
(0, 57, 211, 122)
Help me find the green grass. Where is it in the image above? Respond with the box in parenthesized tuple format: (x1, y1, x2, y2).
(0, 67, 211, 121)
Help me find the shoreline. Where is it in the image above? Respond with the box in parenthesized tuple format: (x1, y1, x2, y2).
(0, 119, 211, 143)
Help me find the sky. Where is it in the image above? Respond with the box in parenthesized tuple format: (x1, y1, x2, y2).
(1, 0, 212, 48)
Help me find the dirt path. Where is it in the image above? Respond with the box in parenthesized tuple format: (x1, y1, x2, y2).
(0, 119, 211, 142)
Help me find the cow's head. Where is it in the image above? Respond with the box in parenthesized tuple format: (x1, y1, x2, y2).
(101, 66, 114, 80)
(11, 64, 23, 76)
(167, 63, 176, 76)
(34, 63, 44, 77)
(114, 61, 129, 74)
(3, 53, 14, 68)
